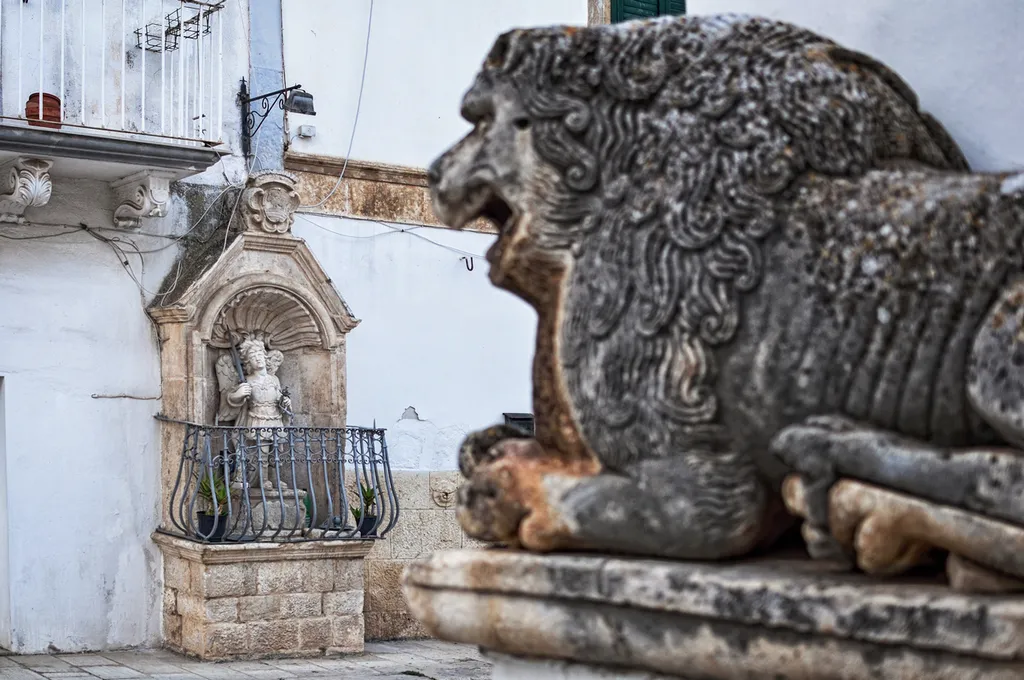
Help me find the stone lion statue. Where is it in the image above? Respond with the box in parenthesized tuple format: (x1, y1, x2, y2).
(428, 14, 1024, 588)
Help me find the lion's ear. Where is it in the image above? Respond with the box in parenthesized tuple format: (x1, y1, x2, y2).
(486, 30, 515, 69)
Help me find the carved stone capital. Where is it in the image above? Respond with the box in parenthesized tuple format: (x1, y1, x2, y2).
(0, 157, 53, 223)
(240, 171, 300, 234)
(111, 170, 176, 229)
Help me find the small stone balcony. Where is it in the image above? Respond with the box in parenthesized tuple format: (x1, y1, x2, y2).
(153, 421, 399, 659)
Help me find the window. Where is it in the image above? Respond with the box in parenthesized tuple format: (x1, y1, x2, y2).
(611, 0, 685, 23)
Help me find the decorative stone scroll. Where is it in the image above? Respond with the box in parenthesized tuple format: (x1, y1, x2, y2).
(421, 6, 1024, 641)
(240, 170, 300, 234)
(0, 157, 52, 223)
(110, 170, 175, 229)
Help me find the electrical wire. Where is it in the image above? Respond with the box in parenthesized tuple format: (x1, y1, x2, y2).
(299, 0, 374, 209)
(294, 212, 486, 260)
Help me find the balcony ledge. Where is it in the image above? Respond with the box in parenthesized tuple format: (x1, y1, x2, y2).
(0, 124, 227, 182)
(0, 124, 230, 227)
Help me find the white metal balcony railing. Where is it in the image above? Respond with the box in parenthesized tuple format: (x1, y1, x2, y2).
(0, 0, 226, 147)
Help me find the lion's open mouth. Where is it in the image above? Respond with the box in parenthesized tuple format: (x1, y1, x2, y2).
(477, 193, 517, 264)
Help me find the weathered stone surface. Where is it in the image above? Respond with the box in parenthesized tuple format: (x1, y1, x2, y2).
(163, 612, 182, 649)
(784, 475, 1024, 583)
(162, 587, 178, 617)
(298, 617, 333, 650)
(203, 563, 257, 598)
(404, 549, 1024, 679)
(237, 593, 322, 622)
(206, 623, 250, 658)
(333, 559, 364, 591)
(323, 590, 363, 617)
(367, 560, 410, 613)
(330, 614, 365, 652)
(285, 154, 496, 234)
(248, 620, 300, 653)
(176, 595, 238, 623)
(947, 554, 1024, 594)
(489, 652, 677, 679)
(256, 561, 304, 595)
(164, 556, 189, 592)
(426, 10, 1024, 589)
(365, 611, 427, 641)
(153, 535, 370, 659)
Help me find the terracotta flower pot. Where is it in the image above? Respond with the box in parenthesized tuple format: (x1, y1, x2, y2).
(25, 93, 62, 130)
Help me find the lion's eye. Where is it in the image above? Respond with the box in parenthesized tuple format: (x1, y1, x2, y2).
(513, 117, 531, 131)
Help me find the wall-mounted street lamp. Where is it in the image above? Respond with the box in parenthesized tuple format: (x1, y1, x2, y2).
(238, 79, 316, 159)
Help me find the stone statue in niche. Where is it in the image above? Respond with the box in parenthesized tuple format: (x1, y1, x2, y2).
(215, 333, 293, 488)
(428, 15, 1024, 590)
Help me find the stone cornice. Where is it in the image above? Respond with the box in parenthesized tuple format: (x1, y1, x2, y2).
(284, 151, 496, 234)
(0, 125, 225, 172)
(152, 531, 375, 564)
(286, 153, 428, 187)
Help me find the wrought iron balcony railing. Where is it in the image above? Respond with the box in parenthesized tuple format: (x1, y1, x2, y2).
(0, 0, 227, 146)
(159, 419, 399, 544)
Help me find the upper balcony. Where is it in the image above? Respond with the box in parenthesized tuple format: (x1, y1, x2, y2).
(0, 0, 236, 224)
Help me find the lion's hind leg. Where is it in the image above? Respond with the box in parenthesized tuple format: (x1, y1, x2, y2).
(771, 418, 1024, 586)
(457, 431, 776, 559)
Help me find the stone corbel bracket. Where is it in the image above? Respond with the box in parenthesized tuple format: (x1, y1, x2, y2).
(111, 170, 177, 229)
(0, 157, 53, 224)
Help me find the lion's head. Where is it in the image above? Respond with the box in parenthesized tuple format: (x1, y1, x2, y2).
(430, 15, 968, 465)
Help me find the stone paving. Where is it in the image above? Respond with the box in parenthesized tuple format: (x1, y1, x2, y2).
(0, 641, 490, 680)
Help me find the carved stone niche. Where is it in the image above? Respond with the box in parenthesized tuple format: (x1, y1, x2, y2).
(148, 172, 366, 658)
(148, 170, 360, 529)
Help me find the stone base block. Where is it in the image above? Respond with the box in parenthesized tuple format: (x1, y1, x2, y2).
(154, 532, 372, 660)
(249, 489, 308, 534)
(403, 549, 1024, 680)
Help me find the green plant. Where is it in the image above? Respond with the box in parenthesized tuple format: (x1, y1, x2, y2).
(196, 467, 229, 516)
(350, 483, 377, 520)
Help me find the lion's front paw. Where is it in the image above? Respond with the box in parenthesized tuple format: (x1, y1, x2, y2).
(457, 425, 533, 478)
(457, 438, 598, 551)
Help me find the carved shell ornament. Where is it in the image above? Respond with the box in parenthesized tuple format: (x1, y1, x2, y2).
(0, 158, 52, 223)
(241, 171, 301, 234)
(211, 287, 323, 351)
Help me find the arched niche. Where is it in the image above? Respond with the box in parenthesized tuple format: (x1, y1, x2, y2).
(148, 171, 359, 528)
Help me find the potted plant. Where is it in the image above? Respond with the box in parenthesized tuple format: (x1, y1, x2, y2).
(351, 483, 378, 537)
(195, 468, 229, 542)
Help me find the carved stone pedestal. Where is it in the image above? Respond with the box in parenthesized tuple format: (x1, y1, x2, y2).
(248, 488, 309, 535)
(154, 533, 371, 660)
(403, 549, 1024, 680)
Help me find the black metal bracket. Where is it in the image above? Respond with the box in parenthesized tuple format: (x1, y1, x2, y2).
(238, 79, 302, 159)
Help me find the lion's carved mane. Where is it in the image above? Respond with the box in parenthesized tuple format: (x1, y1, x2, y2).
(482, 16, 969, 469)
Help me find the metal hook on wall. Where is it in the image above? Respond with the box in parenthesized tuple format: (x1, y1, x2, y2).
(460, 256, 474, 272)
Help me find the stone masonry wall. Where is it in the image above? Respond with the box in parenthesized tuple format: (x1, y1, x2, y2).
(364, 470, 483, 640)
(155, 535, 372, 659)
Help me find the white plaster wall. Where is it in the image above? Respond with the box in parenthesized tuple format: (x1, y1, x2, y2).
(0, 378, 9, 650)
(294, 214, 535, 471)
(281, 0, 589, 168)
(0, 0, 249, 646)
(688, 0, 1024, 172)
(0, 179, 194, 652)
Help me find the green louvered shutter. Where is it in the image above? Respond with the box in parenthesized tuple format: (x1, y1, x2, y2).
(612, 0, 658, 23)
(612, 0, 685, 23)
(661, 0, 686, 15)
